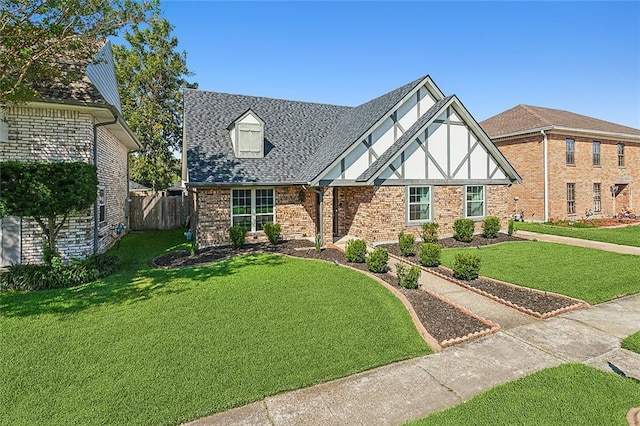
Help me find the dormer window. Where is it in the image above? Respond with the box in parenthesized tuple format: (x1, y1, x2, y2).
(229, 109, 264, 158)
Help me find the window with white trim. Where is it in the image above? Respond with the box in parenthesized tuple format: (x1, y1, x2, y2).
(407, 186, 431, 223)
(566, 138, 575, 165)
(617, 143, 625, 167)
(567, 183, 576, 215)
(98, 187, 106, 223)
(593, 183, 601, 213)
(231, 188, 274, 231)
(465, 185, 485, 218)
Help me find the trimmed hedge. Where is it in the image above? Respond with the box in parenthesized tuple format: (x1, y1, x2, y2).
(419, 243, 441, 267)
(398, 232, 416, 256)
(0, 254, 119, 291)
(229, 226, 247, 249)
(421, 222, 439, 244)
(366, 247, 389, 273)
(263, 223, 282, 245)
(483, 216, 501, 238)
(453, 218, 474, 242)
(452, 253, 481, 281)
(345, 239, 367, 263)
(396, 263, 421, 289)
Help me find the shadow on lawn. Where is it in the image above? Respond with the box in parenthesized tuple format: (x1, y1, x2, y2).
(0, 253, 285, 318)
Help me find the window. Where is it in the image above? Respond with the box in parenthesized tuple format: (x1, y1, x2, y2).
(566, 138, 575, 165)
(231, 188, 274, 231)
(617, 143, 625, 167)
(98, 187, 106, 223)
(593, 183, 601, 213)
(567, 183, 575, 215)
(465, 185, 485, 218)
(0, 108, 7, 142)
(407, 186, 431, 223)
(237, 123, 263, 158)
(592, 141, 600, 166)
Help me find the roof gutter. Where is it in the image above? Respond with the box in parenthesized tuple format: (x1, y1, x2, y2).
(490, 125, 640, 143)
(186, 181, 309, 188)
(93, 111, 118, 254)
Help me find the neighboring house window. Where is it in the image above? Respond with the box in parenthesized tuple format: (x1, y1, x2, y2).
(465, 185, 485, 218)
(593, 183, 601, 213)
(0, 108, 8, 142)
(567, 183, 575, 215)
(617, 143, 625, 167)
(98, 187, 106, 223)
(566, 138, 575, 165)
(592, 141, 600, 166)
(407, 186, 431, 223)
(231, 188, 274, 231)
(236, 123, 263, 158)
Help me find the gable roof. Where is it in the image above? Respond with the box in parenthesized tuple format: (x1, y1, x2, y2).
(481, 104, 640, 139)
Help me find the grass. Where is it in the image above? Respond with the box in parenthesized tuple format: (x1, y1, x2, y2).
(622, 331, 640, 354)
(408, 363, 640, 425)
(0, 230, 431, 425)
(515, 221, 640, 247)
(440, 241, 640, 304)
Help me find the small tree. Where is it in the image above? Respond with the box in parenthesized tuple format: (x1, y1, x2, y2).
(0, 161, 98, 263)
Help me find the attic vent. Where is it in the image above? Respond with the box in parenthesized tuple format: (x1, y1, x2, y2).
(230, 109, 264, 158)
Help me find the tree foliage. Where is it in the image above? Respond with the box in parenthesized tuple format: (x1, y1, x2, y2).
(0, 161, 98, 262)
(0, 0, 158, 104)
(113, 16, 196, 192)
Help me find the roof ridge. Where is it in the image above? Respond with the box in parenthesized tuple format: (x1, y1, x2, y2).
(520, 104, 552, 126)
(185, 88, 352, 109)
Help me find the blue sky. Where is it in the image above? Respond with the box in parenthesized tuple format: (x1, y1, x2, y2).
(157, 1, 640, 128)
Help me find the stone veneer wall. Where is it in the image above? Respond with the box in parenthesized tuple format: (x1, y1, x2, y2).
(1, 105, 129, 263)
(336, 185, 509, 242)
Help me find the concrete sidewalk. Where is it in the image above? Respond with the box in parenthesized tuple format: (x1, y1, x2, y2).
(185, 293, 640, 426)
(516, 230, 640, 255)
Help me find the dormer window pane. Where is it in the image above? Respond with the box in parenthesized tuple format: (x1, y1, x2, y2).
(237, 123, 263, 157)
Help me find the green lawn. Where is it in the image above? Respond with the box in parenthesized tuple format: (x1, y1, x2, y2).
(440, 241, 640, 304)
(408, 364, 640, 425)
(622, 331, 640, 354)
(0, 230, 431, 425)
(515, 222, 640, 247)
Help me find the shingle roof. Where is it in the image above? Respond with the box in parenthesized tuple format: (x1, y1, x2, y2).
(185, 76, 429, 185)
(481, 104, 640, 138)
(184, 90, 351, 184)
(357, 96, 453, 182)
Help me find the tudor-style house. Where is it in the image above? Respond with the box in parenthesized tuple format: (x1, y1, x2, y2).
(183, 75, 521, 248)
(0, 42, 139, 266)
(481, 105, 640, 222)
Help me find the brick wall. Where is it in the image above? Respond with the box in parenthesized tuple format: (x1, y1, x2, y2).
(496, 132, 640, 221)
(1, 104, 129, 263)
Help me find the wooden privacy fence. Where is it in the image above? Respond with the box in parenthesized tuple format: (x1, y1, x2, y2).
(129, 194, 188, 231)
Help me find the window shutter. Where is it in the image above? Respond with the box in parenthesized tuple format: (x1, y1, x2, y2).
(237, 123, 263, 157)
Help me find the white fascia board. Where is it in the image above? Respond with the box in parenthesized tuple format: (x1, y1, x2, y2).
(310, 75, 444, 186)
(364, 97, 454, 185)
(449, 97, 522, 183)
(490, 126, 640, 143)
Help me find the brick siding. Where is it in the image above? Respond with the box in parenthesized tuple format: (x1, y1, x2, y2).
(1, 104, 129, 263)
(496, 133, 639, 221)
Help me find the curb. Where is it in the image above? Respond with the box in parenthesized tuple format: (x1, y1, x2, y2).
(387, 253, 589, 319)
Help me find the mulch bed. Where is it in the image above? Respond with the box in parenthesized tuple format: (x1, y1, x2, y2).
(152, 240, 494, 346)
(379, 233, 587, 318)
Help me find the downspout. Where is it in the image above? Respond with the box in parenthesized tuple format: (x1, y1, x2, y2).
(312, 188, 324, 244)
(93, 113, 118, 254)
(541, 130, 549, 222)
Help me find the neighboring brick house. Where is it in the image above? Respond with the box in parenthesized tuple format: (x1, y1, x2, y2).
(481, 105, 640, 222)
(0, 42, 140, 266)
(183, 75, 521, 248)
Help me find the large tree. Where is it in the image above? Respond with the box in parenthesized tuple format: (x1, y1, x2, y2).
(0, 0, 158, 104)
(113, 16, 196, 192)
(0, 161, 98, 263)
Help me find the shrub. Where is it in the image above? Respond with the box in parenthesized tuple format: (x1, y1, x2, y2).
(398, 232, 416, 256)
(420, 222, 439, 243)
(365, 247, 389, 273)
(229, 226, 247, 249)
(0, 254, 119, 291)
(419, 243, 441, 267)
(453, 218, 474, 242)
(452, 253, 481, 281)
(395, 263, 421, 289)
(263, 223, 282, 245)
(345, 239, 367, 263)
(482, 216, 501, 238)
(508, 219, 514, 236)
(315, 233, 322, 253)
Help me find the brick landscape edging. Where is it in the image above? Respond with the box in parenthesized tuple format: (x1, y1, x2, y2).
(628, 407, 640, 426)
(388, 252, 589, 319)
